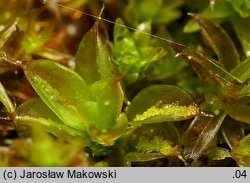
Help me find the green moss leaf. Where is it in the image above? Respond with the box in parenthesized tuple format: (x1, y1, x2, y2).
(89, 112, 128, 146)
(0, 18, 18, 49)
(231, 16, 250, 57)
(135, 136, 179, 155)
(0, 82, 14, 113)
(75, 22, 112, 84)
(231, 57, 250, 83)
(74, 20, 127, 145)
(183, 20, 200, 33)
(231, 132, 250, 166)
(125, 152, 165, 162)
(91, 79, 124, 130)
(183, 0, 234, 33)
(129, 0, 163, 22)
(126, 85, 199, 125)
(127, 0, 183, 24)
(22, 31, 51, 55)
(15, 97, 88, 140)
(124, 123, 180, 162)
(112, 18, 167, 84)
(75, 23, 99, 84)
(87, 78, 127, 146)
(24, 60, 92, 131)
(205, 147, 231, 160)
(21, 126, 87, 166)
(221, 118, 245, 149)
(227, 0, 250, 18)
(155, 1, 183, 24)
(224, 101, 250, 124)
(203, 0, 235, 19)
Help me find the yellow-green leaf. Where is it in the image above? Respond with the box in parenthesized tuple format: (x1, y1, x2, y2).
(93, 79, 124, 130)
(231, 16, 250, 56)
(205, 147, 231, 160)
(89, 113, 128, 146)
(15, 97, 88, 139)
(224, 102, 250, 124)
(0, 18, 18, 49)
(24, 60, 93, 131)
(231, 57, 250, 83)
(126, 85, 199, 125)
(0, 81, 14, 113)
(75, 22, 112, 84)
(126, 152, 165, 162)
(231, 133, 250, 166)
(124, 123, 180, 162)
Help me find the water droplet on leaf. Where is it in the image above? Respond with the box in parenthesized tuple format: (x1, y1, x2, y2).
(0, 51, 7, 60)
(175, 53, 181, 58)
(214, 110, 220, 115)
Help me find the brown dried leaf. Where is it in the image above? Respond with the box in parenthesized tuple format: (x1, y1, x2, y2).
(182, 113, 226, 160)
(192, 14, 240, 71)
